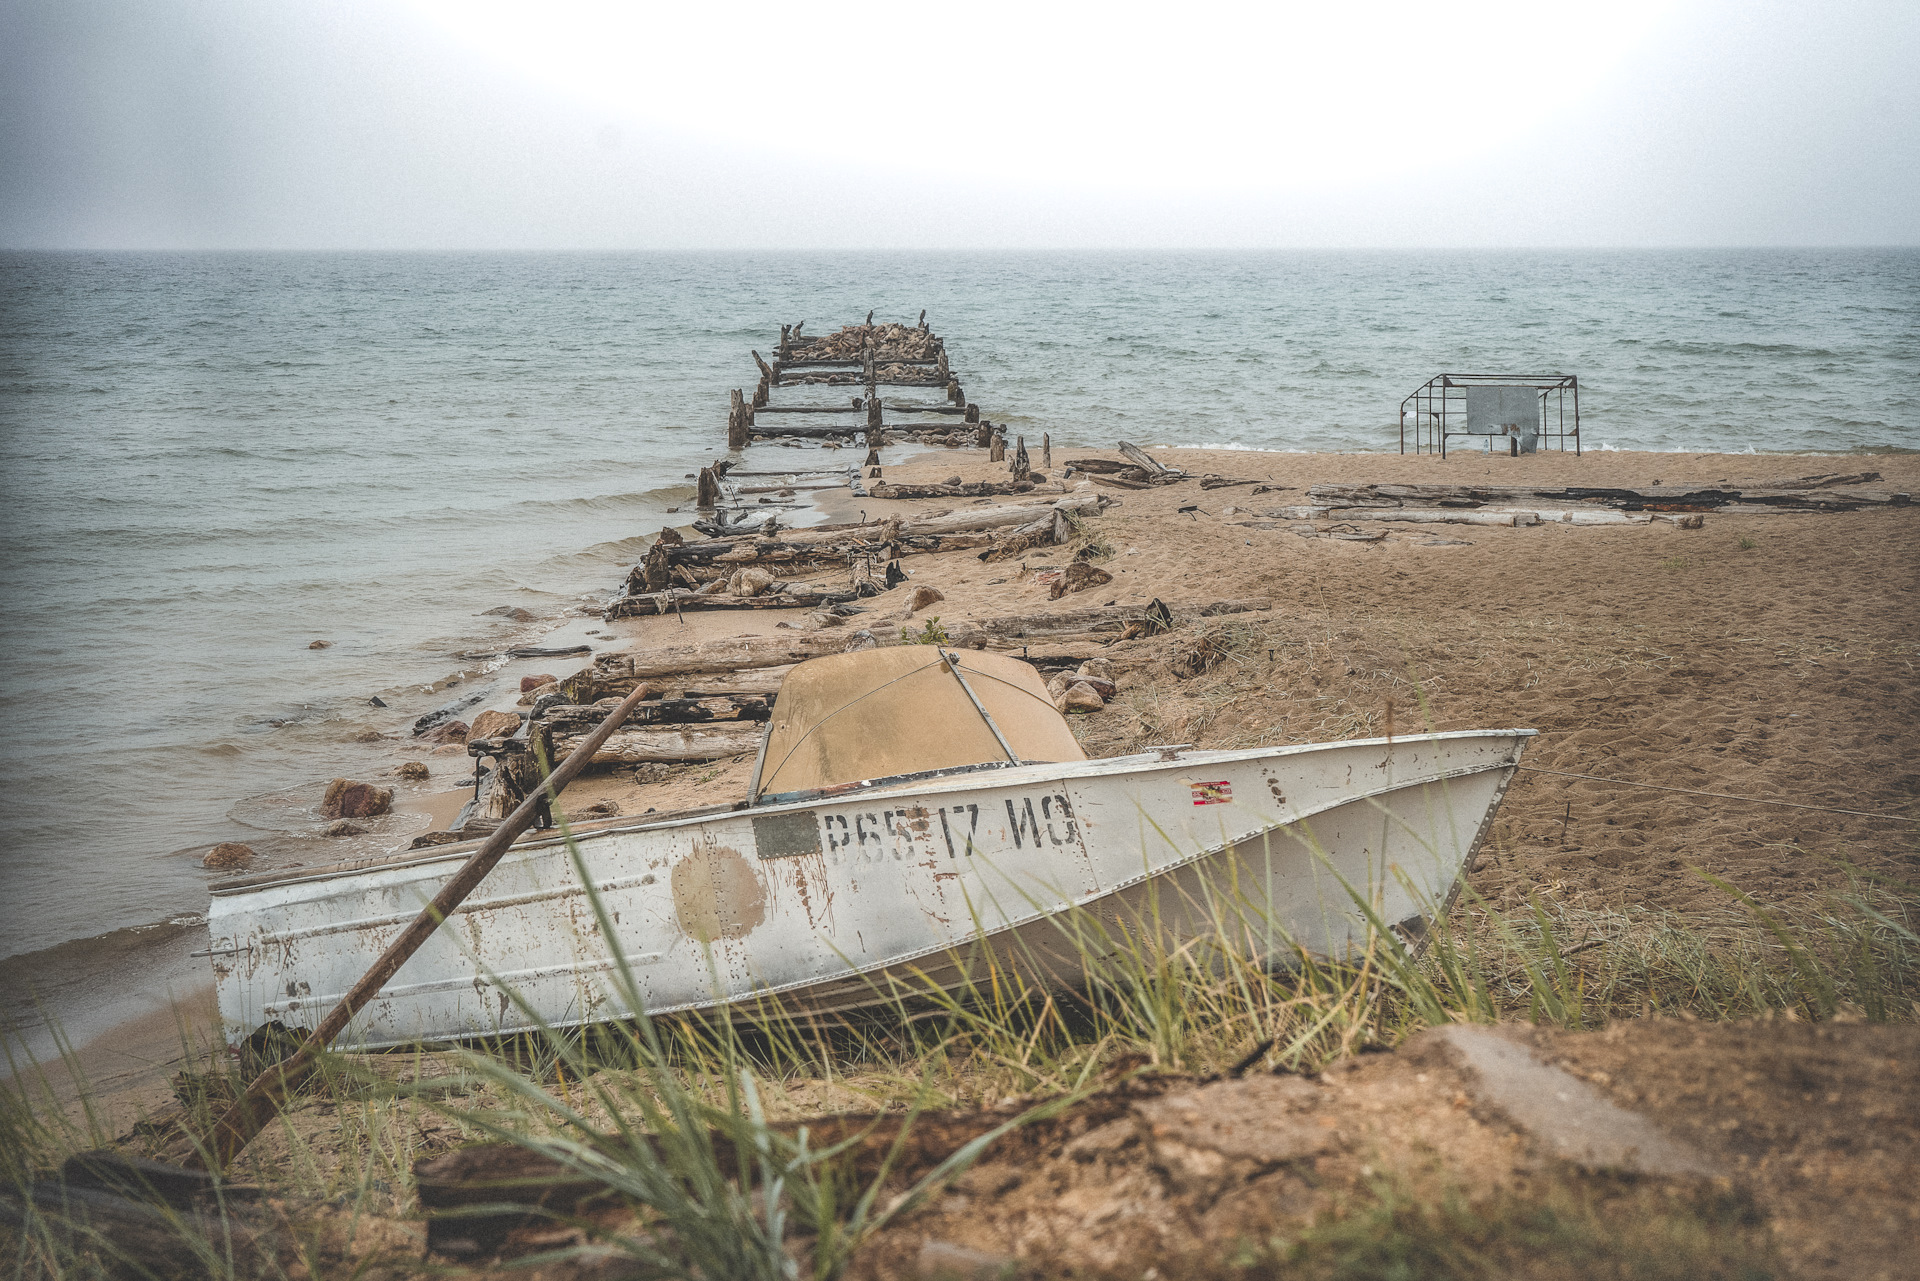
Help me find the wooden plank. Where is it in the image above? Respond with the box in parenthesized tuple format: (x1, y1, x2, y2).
(542, 695, 773, 730)
(749, 424, 862, 439)
(605, 587, 858, 619)
(755, 404, 864, 414)
(870, 480, 1043, 499)
(1308, 482, 1911, 511)
(588, 636, 848, 687)
(552, 723, 765, 766)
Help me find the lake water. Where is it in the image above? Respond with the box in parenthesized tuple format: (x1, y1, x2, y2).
(1, 248, 1914, 1046)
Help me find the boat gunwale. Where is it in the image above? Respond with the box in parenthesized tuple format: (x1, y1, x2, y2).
(207, 729, 1537, 899)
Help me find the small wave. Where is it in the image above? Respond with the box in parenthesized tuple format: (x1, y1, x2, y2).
(1626, 339, 1840, 359)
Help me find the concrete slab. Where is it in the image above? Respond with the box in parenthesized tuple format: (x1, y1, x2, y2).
(1429, 1025, 1721, 1178)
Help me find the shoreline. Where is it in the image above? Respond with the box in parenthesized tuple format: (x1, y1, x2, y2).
(12, 440, 1916, 1104)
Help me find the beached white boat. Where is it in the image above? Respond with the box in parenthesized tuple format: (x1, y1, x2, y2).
(205, 649, 1532, 1050)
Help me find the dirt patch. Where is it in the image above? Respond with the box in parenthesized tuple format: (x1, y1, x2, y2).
(846, 1019, 1916, 1281)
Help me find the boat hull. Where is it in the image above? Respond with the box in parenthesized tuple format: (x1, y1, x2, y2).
(206, 730, 1530, 1049)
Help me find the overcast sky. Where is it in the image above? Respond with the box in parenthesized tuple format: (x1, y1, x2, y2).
(3, 0, 1916, 249)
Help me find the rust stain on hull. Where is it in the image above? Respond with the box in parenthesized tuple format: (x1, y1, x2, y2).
(671, 842, 767, 942)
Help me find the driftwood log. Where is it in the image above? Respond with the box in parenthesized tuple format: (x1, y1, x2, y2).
(605, 586, 859, 619)
(570, 598, 1267, 702)
(631, 494, 1106, 588)
(579, 637, 848, 694)
(542, 695, 772, 731)
(414, 1146, 610, 1260)
(1256, 505, 1703, 528)
(870, 480, 1039, 499)
(1118, 441, 1178, 477)
(1308, 482, 1910, 512)
(1, 1182, 273, 1273)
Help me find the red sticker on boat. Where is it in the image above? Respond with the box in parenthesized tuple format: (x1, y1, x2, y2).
(1190, 781, 1232, 805)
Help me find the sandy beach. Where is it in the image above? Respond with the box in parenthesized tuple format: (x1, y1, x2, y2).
(566, 443, 1920, 921)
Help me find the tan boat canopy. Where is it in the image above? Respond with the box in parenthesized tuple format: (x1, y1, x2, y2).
(752, 648, 1086, 800)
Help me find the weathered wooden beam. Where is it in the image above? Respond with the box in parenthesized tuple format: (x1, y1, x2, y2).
(870, 480, 1041, 499)
(542, 695, 774, 732)
(583, 637, 848, 691)
(1307, 481, 1911, 511)
(553, 723, 765, 766)
(605, 587, 859, 619)
(779, 356, 942, 369)
(1118, 441, 1177, 477)
(727, 389, 750, 449)
(749, 424, 862, 439)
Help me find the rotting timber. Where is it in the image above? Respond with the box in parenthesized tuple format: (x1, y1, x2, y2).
(439, 312, 1125, 842)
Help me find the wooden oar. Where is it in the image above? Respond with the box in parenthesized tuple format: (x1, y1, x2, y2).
(186, 682, 655, 1173)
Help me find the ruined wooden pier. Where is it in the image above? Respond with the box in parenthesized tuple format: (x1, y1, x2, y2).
(446, 311, 1095, 834)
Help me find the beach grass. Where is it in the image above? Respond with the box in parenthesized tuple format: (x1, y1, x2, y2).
(2, 821, 1912, 1277)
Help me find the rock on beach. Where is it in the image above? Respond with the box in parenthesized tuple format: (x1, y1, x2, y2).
(468, 709, 522, 740)
(1057, 682, 1105, 714)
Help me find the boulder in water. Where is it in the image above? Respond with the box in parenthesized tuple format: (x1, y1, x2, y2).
(202, 842, 256, 869)
(520, 673, 557, 693)
(322, 779, 393, 819)
(393, 761, 430, 780)
(307, 639, 332, 650)
(321, 820, 368, 837)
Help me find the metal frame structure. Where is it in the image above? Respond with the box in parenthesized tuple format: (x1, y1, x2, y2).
(1399, 373, 1580, 457)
